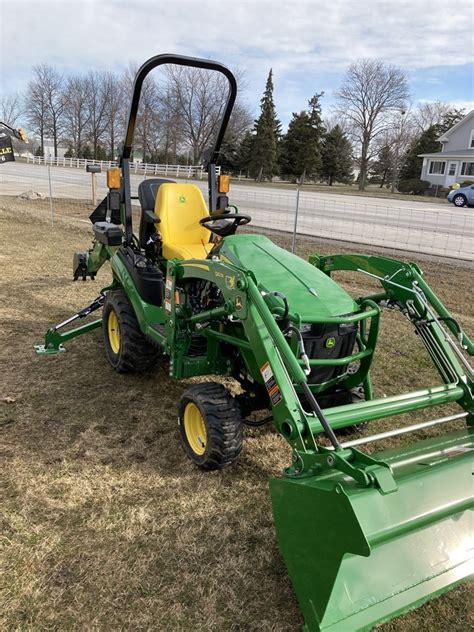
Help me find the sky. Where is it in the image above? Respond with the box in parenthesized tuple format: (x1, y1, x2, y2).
(1, 0, 473, 128)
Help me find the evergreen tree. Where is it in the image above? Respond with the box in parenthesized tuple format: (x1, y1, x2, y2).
(399, 109, 465, 182)
(80, 144, 92, 159)
(370, 144, 393, 188)
(279, 93, 325, 184)
(439, 109, 465, 133)
(235, 131, 255, 176)
(307, 93, 325, 141)
(399, 124, 441, 181)
(218, 136, 239, 173)
(249, 70, 281, 181)
(321, 124, 354, 185)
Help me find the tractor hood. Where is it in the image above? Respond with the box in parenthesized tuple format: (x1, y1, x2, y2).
(220, 234, 358, 321)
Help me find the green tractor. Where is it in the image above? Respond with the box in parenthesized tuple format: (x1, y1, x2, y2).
(36, 54, 473, 631)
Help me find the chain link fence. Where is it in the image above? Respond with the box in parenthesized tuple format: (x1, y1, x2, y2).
(1, 161, 473, 265)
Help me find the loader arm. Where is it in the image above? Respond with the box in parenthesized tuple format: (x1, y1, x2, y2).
(166, 253, 473, 631)
(311, 253, 473, 398)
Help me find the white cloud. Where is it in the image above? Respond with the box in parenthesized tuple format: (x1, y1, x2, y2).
(1, 0, 472, 124)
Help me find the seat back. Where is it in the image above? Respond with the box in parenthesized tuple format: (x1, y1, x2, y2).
(155, 183, 210, 248)
(138, 178, 175, 213)
(138, 178, 175, 249)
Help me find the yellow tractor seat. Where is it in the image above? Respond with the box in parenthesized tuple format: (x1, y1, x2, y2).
(155, 183, 212, 261)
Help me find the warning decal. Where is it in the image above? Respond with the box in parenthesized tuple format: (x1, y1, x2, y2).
(260, 361, 282, 406)
(164, 276, 173, 313)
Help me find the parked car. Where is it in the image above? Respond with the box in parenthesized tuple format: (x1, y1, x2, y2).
(447, 184, 474, 207)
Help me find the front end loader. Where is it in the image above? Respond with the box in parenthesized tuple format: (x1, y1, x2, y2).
(36, 54, 473, 631)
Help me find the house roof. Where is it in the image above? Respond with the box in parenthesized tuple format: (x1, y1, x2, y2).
(419, 149, 474, 159)
(437, 110, 474, 142)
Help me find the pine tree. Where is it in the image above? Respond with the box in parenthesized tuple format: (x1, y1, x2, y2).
(399, 110, 465, 182)
(307, 93, 325, 142)
(370, 144, 392, 188)
(218, 136, 240, 173)
(279, 93, 325, 184)
(249, 70, 281, 181)
(321, 124, 353, 185)
(235, 131, 255, 176)
(399, 124, 441, 181)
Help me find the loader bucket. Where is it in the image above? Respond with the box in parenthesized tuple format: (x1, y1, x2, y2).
(270, 429, 473, 632)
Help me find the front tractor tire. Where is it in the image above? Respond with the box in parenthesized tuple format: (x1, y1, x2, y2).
(178, 383, 243, 470)
(102, 288, 160, 373)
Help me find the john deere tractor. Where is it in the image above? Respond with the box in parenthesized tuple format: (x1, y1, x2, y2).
(36, 54, 473, 631)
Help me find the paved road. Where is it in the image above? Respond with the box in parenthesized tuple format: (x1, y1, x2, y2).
(1, 162, 473, 260)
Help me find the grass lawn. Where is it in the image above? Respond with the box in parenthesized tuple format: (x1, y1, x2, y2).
(1, 197, 472, 631)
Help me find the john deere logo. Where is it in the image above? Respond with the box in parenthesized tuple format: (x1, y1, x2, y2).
(179, 195, 186, 203)
(325, 337, 336, 349)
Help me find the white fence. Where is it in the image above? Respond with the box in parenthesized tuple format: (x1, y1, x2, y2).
(25, 155, 220, 179)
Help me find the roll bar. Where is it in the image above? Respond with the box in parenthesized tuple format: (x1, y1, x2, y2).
(121, 53, 238, 166)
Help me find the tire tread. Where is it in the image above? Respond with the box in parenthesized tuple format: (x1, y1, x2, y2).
(103, 288, 160, 373)
(178, 382, 243, 470)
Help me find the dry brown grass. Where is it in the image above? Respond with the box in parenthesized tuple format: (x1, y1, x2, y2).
(1, 197, 472, 631)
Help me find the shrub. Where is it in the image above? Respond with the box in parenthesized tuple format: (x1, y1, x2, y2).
(398, 179, 431, 195)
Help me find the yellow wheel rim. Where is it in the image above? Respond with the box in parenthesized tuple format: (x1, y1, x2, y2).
(108, 309, 121, 354)
(183, 402, 207, 456)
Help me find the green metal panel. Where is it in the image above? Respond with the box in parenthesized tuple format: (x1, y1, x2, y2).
(110, 253, 167, 348)
(270, 429, 474, 632)
(221, 235, 358, 320)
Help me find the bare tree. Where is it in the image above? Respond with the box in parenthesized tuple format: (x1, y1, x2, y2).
(159, 86, 184, 163)
(30, 65, 66, 157)
(323, 114, 351, 135)
(24, 70, 50, 155)
(386, 110, 415, 192)
(166, 66, 231, 163)
(165, 66, 252, 164)
(63, 75, 91, 156)
(336, 59, 409, 190)
(84, 71, 112, 159)
(226, 100, 253, 142)
(103, 72, 124, 160)
(412, 101, 454, 134)
(120, 64, 161, 161)
(1, 93, 23, 127)
(137, 77, 160, 161)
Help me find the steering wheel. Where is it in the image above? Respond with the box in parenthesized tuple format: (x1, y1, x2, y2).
(199, 213, 251, 237)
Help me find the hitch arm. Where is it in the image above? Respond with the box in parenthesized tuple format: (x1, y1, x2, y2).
(34, 293, 106, 354)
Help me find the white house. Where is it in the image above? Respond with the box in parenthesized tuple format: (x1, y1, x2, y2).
(419, 110, 474, 187)
(43, 138, 68, 159)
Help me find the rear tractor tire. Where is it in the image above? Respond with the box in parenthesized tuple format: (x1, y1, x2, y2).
(178, 383, 243, 470)
(103, 288, 161, 373)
